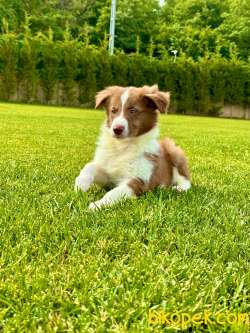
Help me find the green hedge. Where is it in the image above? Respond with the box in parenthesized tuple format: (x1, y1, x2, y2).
(0, 33, 249, 114)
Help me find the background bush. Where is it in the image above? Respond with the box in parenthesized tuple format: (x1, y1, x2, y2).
(0, 31, 249, 114)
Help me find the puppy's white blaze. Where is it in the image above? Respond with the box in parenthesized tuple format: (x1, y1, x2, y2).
(110, 88, 130, 137)
(121, 88, 130, 113)
(172, 167, 191, 191)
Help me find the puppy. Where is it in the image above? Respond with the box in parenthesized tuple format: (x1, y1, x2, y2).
(75, 85, 191, 210)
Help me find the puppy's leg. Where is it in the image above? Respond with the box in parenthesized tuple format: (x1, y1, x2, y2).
(171, 151, 191, 192)
(88, 182, 135, 210)
(172, 167, 191, 192)
(74, 162, 108, 192)
(161, 139, 191, 192)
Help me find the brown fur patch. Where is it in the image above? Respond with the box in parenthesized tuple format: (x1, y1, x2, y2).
(161, 138, 190, 180)
(95, 86, 125, 128)
(128, 178, 147, 196)
(144, 91, 170, 113)
(128, 140, 190, 196)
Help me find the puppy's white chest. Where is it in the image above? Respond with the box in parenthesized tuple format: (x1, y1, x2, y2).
(93, 126, 160, 184)
(94, 144, 143, 183)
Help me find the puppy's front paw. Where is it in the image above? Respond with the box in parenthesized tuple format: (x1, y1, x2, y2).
(173, 180, 191, 192)
(74, 175, 93, 192)
(88, 200, 102, 211)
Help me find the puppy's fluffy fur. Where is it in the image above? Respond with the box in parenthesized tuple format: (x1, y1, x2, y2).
(75, 85, 191, 210)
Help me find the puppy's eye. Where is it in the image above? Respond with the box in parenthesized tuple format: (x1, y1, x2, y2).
(111, 107, 118, 114)
(129, 107, 138, 114)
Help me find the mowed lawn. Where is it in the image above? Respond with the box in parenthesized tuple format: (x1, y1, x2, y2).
(0, 103, 249, 333)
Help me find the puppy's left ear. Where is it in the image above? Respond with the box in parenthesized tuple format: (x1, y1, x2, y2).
(145, 91, 170, 113)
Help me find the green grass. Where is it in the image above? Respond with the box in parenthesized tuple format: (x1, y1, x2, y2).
(0, 103, 249, 333)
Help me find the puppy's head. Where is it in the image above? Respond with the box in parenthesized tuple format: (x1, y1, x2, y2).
(95, 85, 170, 139)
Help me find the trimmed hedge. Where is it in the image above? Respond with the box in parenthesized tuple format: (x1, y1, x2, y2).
(0, 33, 249, 114)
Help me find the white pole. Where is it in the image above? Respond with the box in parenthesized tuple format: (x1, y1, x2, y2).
(109, 0, 117, 55)
(171, 50, 178, 62)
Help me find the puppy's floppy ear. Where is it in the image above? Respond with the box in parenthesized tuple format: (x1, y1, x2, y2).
(144, 91, 170, 113)
(95, 86, 123, 109)
(95, 88, 112, 109)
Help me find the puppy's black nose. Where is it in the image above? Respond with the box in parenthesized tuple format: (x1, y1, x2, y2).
(113, 125, 124, 136)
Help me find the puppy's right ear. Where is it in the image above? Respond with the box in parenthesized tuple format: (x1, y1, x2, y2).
(95, 86, 122, 109)
(95, 88, 111, 109)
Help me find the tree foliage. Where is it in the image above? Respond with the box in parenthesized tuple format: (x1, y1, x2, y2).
(0, 0, 249, 112)
(0, 0, 249, 59)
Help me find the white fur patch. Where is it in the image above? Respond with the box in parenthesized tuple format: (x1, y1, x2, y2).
(121, 88, 130, 113)
(110, 88, 130, 137)
(94, 125, 160, 186)
(89, 183, 134, 210)
(172, 167, 191, 191)
(75, 162, 95, 192)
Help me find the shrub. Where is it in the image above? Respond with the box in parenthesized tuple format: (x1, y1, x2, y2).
(37, 29, 61, 103)
(59, 36, 79, 106)
(0, 30, 249, 113)
(95, 49, 113, 91)
(110, 52, 129, 86)
(223, 60, 245, 105)
(0, 33, 17, 100)
(17, 36, 39, 102)
(77, 46, 97, 106)
(208, 57, 226, 106)
(127, 54, 146, 86)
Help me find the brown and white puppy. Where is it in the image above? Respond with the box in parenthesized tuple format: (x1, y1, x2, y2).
(75, 85, 191, 210)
